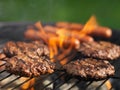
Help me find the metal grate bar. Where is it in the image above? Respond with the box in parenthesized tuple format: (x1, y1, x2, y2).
(27, 75, 54, 90)
(0, 73, 12, 81)
(67, 80, 81, 90)
(42, 73, 66, 90)
(84, 81, 94, 89)
(95, 79, 109, 90)
(0, 76, 21, 88)
(69, 81, 93, 90)
(11, 78, 33, 90)
(0, 70, 6, 74)
(53, 76, 72, 90)
(28, 71, 65, 90)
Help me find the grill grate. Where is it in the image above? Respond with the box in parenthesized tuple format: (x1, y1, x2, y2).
(0, 22, 120, 90)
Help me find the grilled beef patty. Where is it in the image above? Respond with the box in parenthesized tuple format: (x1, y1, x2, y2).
(63, 58, 115, 80)
(1, 41, 55, 77)
(78, 41, 120, 60)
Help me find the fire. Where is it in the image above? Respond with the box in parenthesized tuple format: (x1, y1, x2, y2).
(25, 15, 112, 64)
(79, 15, 98, 34)
(25, 15, 98, 62)
(20, 78, 35, 90)
(105, 80, 112, 90)
(24, 15, 112, 90)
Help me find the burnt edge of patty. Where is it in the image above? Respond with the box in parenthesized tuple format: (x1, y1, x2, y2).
(63, 58, 115, 81)
(78, 41, 120, 60)
(1, 41, 55, 77)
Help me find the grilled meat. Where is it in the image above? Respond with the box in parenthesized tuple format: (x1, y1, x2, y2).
(63, 58, 115, 80)
(1, 41, 55, 77)
(78, 41, 120, 60)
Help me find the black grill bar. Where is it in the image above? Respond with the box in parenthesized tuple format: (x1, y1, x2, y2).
(27, 75, 53, 90)
(84, 81, 94, 89)
(68, 80, 96, 90)
(0, 70, 6, 74)
(11, 78, 33, 90)
(67, 80, 81, 90)
(95, 79, 109, 90)
(42, 72, 66, 90)
(52, 74, 72, 90)
(0, 73, 12, 81)
(0, 76, 21, 88)
(26, 71, 66, 90)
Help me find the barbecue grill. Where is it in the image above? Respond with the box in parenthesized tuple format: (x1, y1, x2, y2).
(0, 22, 120, 90)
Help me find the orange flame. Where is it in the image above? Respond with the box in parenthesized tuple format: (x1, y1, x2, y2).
(79, 15, 98, 34)
(105, 80, 112, 90)
(23, 15, 111, 90)
(25, 15, 97, 62)
(21, 78, 35, 90)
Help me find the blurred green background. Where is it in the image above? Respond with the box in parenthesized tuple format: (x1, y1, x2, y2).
(0, 0, 120, 28)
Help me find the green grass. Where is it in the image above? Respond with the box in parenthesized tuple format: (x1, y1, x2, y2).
(0, 0, 120, 28)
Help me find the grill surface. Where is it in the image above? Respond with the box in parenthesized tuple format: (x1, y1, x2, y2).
(0, 22, 120, 90)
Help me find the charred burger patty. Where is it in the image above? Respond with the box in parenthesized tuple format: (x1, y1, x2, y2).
(63, 58, 115, 80)
(1, 41, 55, 77)
(78, 41, 120, 60)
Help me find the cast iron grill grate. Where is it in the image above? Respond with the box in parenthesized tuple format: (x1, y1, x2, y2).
(0, 23, 120, 90)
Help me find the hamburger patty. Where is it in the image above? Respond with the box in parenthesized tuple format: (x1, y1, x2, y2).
(63, 58, 115, 80)
(78, 41, 120, 60)
(0, 41, 55, 77)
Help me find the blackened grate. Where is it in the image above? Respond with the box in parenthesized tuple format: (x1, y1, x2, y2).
(0, 22, 120, 90)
